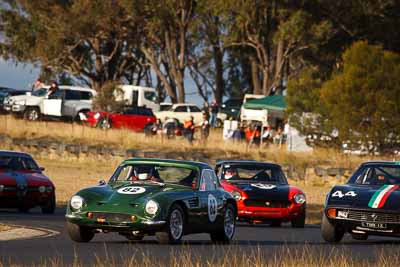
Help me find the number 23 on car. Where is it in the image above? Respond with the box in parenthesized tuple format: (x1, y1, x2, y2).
(65, 158, 237, 244)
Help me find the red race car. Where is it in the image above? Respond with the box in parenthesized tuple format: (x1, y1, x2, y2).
(0, 151, 55, 213)
(84, 106, 157, 131)
(215, 160, 306, 227)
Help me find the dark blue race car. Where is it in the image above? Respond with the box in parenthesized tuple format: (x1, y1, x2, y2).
(322, 161, 400, 242)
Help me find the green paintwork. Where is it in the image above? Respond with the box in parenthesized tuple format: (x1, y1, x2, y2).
(65, 158, 236, 235)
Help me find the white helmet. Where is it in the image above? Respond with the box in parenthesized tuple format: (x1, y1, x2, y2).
(138, 173, 149, 180)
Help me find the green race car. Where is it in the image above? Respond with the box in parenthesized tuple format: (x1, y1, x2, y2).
(65, 158, 237, 244)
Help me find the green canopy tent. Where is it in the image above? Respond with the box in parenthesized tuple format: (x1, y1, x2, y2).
(243, 95, 286, 111)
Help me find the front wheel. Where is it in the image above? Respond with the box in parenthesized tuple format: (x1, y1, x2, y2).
(66, 221, 94, 242)
(210, 203, 236, 244)
(321, 213, 344, 243)
(24, 107, 40, 121)
(291, 210, 306, 228)
(98, 118, 112, 130)
(156, 204, 185, 244)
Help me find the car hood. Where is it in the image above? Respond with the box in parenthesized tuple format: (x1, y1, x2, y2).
(0, 170, 52, 187)
(223, 180, 289, 201)
(78, 182, 192, 211)
(327, 184, 400, 211)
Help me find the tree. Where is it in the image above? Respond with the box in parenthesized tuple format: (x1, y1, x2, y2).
(137, 0, 196, 103)
(0, 0, 148, 91)
(320, 41, 400, 151)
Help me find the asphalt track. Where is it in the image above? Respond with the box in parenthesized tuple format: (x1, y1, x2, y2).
(1, 208, 400, 266)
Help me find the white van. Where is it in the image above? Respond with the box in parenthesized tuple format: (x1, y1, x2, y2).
(117, 85, 159, 111)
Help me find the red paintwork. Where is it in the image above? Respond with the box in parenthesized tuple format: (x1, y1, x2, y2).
(85, 111, 156, 131)
(0, 169, 55, 209)
(220, 180, 305, 222)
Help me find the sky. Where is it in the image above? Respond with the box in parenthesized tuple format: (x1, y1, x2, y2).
(0, 58, 205, 105)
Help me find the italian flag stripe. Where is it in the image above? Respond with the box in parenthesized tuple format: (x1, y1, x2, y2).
(368, 185, 398, 209)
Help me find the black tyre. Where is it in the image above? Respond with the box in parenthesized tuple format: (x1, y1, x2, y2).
(291, 210, 306, 228)
(66, 221, 94, 242)
(215, 119, 223, 128)
(270, 220, 282, 227)
(17, 206, 30, 213)
(41, 195, 56, 214)
(156, 204, 185, 244)
(351, 233, 368, 241)
(98, 118, 112, 130)
(321, 213, 344, 243)
(210, 203, 236, 244)
(24, 107, 40, 121)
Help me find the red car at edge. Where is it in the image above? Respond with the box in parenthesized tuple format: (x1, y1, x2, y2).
(0, 150, 56, 213)
(215, 160, 306, 227)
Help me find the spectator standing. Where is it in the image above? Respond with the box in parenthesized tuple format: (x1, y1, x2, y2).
(209, 99, 219, 128)
(47, 81, 60, 98)
(183, 116, 195, 144)
(31, 78, 44, 91)
(198, 113, 210, 144)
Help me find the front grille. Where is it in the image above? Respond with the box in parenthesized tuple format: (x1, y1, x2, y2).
(344, 209, 400, 224)
(244, 199, 290, 208)
(91, 212, 133, 222)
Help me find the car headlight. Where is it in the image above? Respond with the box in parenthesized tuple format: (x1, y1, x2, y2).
(70, 195, 84, 210)
(94, 112, 100, 119)
(38, 186, 46, 193)
(294, 193, 306, 204)
(145, 200, 159, 215)
(46, 186, 53, 193)
(14, 100, 25, 105)
(231, 190, 242, 201)
(0, 185, 4, 192)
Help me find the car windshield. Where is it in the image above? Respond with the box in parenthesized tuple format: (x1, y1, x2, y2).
(352, 164, 400, 185)
(111, 163, 198, 187)
(218, 164, 288, 184)
(32, 88, 47, 97)
(0, 155, 40, 172)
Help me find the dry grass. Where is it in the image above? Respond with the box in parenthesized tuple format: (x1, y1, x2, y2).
(0, 245, 399, 266)
(1, 115, 398, 224)
(0, 224, 12, 232)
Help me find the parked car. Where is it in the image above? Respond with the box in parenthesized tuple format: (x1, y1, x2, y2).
(0, 87, 29, 113)
(322, 161, 400, 243)
(220, 98, 242, 120)
(155, 103, 227, 126)
(65, 158, 237, 243)
(215, 160, 306, 227)
(0, 150, 55, 213)
(5, 86, 96, 122)
(84, 107, 157, 131)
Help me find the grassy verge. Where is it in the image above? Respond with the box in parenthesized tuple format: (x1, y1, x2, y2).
(0, 245, 399, 266)
(0, 224, 12, 232)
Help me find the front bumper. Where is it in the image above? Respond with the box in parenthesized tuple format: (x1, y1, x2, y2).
(11, 104, 26, 113)
(65, 212, 166, 232)
(326, 207, 400, 237)
(237, 202, 305, 221)
(0, 191, 54, 208)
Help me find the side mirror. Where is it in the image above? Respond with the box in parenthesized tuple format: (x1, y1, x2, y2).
(98, 179, 106, 186)
(40, 167, 45, 172)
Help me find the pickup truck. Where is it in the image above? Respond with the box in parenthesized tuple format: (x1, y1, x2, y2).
(5, 86, 96, 121)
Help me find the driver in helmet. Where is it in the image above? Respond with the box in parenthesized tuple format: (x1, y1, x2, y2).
(224, 167, 238, 180)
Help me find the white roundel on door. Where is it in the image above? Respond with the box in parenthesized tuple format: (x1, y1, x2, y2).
(117, 186, 146, 194)
(208, 194, 218, 222)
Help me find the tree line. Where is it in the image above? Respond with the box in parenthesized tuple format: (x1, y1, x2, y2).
(1, 0, 400, 151)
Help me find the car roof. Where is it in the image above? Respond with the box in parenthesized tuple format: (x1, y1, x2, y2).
(216, 160, 281, 168)
(122, 158, 212, 170)
(361, 161, 400, 166)
(0, 150, 33, 158)
(172, 103, 198, 107)
(42, 85, 96, 94)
